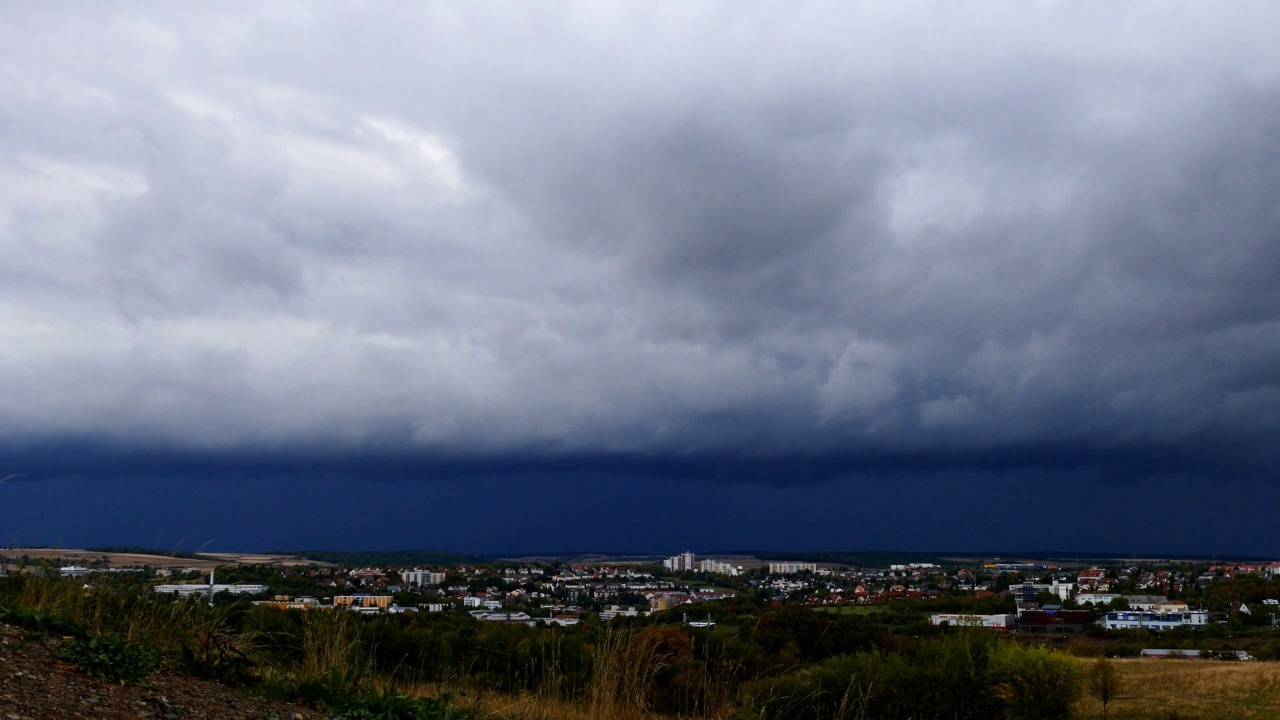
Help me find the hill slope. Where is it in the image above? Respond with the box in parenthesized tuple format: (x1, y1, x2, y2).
(0, 620, 329, 720)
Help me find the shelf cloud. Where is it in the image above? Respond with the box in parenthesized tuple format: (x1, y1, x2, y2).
(2, 2, 1278, 487)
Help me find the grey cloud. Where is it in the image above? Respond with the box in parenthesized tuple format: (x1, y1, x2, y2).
(1, 2, 1278, 478)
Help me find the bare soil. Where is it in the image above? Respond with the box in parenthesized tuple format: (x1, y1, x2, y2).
(0, 622, 331, 720)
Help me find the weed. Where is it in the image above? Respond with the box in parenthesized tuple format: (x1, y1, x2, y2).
(331, 687, 474, 720)
(58, 633, 164, 685)
(0, 603, 86, 638)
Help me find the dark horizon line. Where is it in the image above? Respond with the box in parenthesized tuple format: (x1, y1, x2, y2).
(277, 547, 1280, 564)
(8, 544, 1275, 564)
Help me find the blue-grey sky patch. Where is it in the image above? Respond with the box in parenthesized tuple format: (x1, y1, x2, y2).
(1, 3, 1278, 551)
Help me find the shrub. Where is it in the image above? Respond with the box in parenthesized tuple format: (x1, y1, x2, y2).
(0, 603, 85, 638)
(58, 633, 164, 685)
(742, 634, 1082, 720)
(331, 687, 474, 720)
(263, 672, 472, 720)
(988, 641, 1083, 720)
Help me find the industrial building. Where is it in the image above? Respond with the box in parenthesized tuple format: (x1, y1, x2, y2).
(929, 613, 1017, 629)
(1101, 610, 1210, 631)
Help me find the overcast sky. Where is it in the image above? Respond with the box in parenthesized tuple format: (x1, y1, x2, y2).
(2, 3, 1278, 552)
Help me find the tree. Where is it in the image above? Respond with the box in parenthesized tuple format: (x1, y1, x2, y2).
(989, 642, 1082, 720)
(1086, 657, 1124, 719)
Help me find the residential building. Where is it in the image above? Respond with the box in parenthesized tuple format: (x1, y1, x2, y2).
(600, 605, 643, 621)
(698, 559, 741, 576)
(472, 611, 536, 625)
(664, 552, 697, 572)
(333, 595, 394, 610)
(401, 569, 446, 587)
(1077, 568, 1111, 591)
(769, 562, 817, 575)
(1076, 593, 1122, 606)
(1007, 581, 1073, 603)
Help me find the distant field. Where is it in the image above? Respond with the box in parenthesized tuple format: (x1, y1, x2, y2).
(1077, 658, 1280, 719)
(0, 548, 315, 570)
(203, 552, 323, 567)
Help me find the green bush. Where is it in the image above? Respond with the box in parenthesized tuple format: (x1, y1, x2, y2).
(262, 670, 473, 720)
(58, 633, 164, 685)
(987, 641, 1082, 720)
(0, 603, 86, 638)
(742, 634, 1082, 720)
(332, 687, 474, 720)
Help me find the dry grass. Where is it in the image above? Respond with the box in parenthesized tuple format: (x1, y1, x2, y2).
(398, 625, 742, 720)
(455, 657, 1280, 720)
(423, 686, 740, 720)
(1077, 659, 1280, 719)
(298, 608, 363, 680)
(464, 689, 655, 720)
(0, 574, 262, 672)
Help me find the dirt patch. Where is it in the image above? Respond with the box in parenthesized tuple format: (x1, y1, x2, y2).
(0, 622, 330, 720)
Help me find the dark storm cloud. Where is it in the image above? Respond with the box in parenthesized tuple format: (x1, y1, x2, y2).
(1, 2, 1278, 480)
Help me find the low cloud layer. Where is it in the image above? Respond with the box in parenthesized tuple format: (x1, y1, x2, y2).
(2, 3, 1278, 481)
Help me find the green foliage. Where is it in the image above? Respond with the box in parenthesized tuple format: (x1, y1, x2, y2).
(742, 633, 1082, 720)
(735, 604, 896, 672)
(987, 641, 1082, 720)
(331, 687, 474, 720)
(263, 670, 473, 720)
(0, 603, 86, 638)
(58, 633, 164, 685)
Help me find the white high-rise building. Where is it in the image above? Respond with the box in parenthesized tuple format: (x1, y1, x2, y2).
(663, 551, 697, 572)
(402, 569, 447, 587)
(698, 559, 740, 576)
(768, 562, 817, 575)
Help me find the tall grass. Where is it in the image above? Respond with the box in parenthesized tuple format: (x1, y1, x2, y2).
(0, 573, 257, 676)
(298, 607, 363, 680)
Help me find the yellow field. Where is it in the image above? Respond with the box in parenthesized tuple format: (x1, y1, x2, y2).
(1077, 659, 1280, 720)
(0, 548, 317, 570)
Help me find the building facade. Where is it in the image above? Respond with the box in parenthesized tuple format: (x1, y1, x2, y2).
(769, 562, 817, 575)
(663, 552, 697, 572)
(1101, 610, 1209, 631)
(930, 613, 1017, 629)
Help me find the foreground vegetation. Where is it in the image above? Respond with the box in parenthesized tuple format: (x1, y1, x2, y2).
(3, 573, 1279, 719)
(1075, 659, 1280, 720)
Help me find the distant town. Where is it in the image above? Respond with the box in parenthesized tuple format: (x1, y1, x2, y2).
(11, 548, 1280, 646)
(9, 546, 1280, 718)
